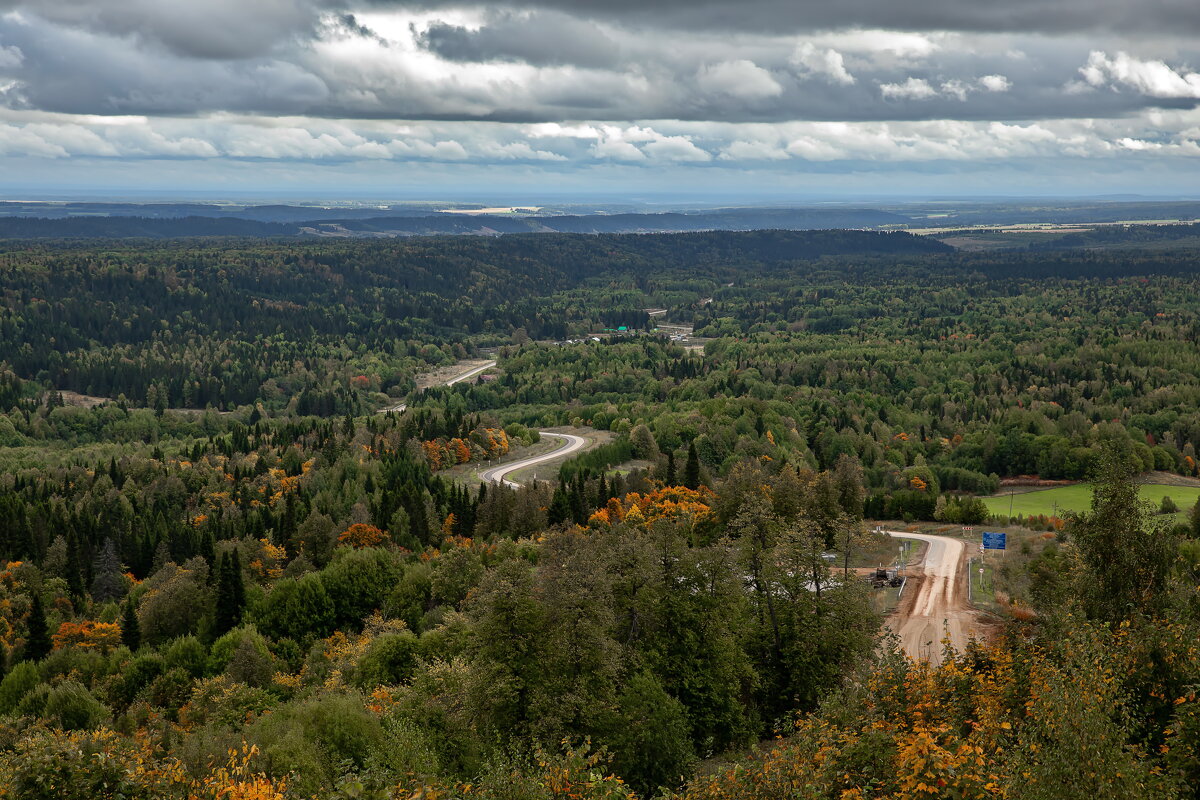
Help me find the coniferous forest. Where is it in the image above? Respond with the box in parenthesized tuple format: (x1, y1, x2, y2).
(1, 229, 1199, 798)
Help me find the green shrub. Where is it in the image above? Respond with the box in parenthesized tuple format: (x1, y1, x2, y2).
(0, 661, 41, 715)
(145, 668, 194, 716)
(255, 573, 335, 641)
(250, 693, 384, 795)
(111, 654, 164, 708)
(207, 626, 272, 675)
(164, 636, 208, 678)
(44, 681, 108, 731)
(0, 727, 180, 799)
(322, 547, 403, 629)
(15, 682, 50, 718)
(353, 631, 419, 689)
(607, 671, 695, 795)
(181, 677, 276, 728)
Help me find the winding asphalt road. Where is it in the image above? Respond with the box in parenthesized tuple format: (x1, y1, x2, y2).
(885, 531, 975, 665)
(478, 432, 587, 488)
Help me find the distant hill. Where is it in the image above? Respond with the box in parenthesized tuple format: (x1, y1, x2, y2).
(0, 208, 912, 240)
(1028, 222, 1200, 250)
(0, 216, 295, 239)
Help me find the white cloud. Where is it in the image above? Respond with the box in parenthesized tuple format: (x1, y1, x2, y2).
(879, 77, 938, 99)
(940, 80, 969, 101)
(1081, 50, 1200, 98)
(979, 74, 1011, 92)
(0, 107, 1199, 172)
(643, 135, 711, 161)
(719, 139, 790, 160)
(880, 75, 1006, 101)
(477, 140, 567, 160)
(1117, 137, 1162, 150)
(590, 138, 645, 160)
(791, 43, 854, 85)
(811, 30, 940, 60)
(696, 59, 782, 99)
(525, 122, 601, 139)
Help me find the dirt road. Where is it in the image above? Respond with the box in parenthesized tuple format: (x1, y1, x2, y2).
(478, 432, 587, 488)
(885, 531, 978, 665)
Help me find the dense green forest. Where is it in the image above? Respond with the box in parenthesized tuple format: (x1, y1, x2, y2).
(2, 230, 1200, 798)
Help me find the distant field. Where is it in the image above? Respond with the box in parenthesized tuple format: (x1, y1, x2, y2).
(984, 483, 1200, 522)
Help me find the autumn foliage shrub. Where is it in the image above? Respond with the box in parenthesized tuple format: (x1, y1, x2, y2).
(337, 523, 389, 549)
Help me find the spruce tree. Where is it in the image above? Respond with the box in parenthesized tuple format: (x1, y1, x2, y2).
(65, 533, 85, 600)
(90, 539, 125, 603)
(25, 593, 50, 662)
(214, 552, 232, 634)
(684, 442, 701, 490)
(215, 550, 247, 635)
(229, 549, 246, 623)
(665, 450, 677, 486)
(121, 601, 140, 651)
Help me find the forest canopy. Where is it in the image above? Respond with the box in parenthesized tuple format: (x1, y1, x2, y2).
(1, 229, 1200, 797)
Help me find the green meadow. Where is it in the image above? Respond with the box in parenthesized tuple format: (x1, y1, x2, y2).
(984, 483, 1200, 522)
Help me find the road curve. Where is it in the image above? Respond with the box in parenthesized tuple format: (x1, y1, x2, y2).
(478, 432, 587, 488)
(885, 531, 974, 665)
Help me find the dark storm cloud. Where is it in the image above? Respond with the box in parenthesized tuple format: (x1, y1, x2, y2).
(0, 15, 329, 115)
(4, 0, 326, 60)
(376, 0, 1200, 36)
(0, 0, 1198, 126)
(417, 12, 620, 69)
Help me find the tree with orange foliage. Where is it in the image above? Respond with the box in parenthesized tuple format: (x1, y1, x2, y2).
(51, 620, 123, 652)
(421, 440, 443, 470)
(337, 523, 389, 549)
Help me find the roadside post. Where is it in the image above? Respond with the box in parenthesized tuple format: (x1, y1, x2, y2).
(980, 531, 1006, 599)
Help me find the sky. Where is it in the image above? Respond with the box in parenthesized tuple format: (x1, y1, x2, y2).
(1, 0, 1199, 200)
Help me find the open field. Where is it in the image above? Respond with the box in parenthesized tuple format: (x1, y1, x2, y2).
(983, 483, 1200, 522)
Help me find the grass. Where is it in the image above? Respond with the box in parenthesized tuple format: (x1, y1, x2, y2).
(983, 483, 1200, 523)
(968, 558, 1005, 613)
(872, 584, 903, 615)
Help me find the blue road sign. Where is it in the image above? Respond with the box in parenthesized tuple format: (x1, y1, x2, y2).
(982, 531, 1007, 550)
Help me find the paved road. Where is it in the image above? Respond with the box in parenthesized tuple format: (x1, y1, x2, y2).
(885, 531, 975, 665)
(377, 360, 497, 413)
(478, 432, 587, 488)
(445, 360, 496, 385)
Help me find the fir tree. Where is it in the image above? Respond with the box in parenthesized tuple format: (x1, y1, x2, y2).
(684, 442, 701, 490)
(666, 450, 677, 486)
(65, 533, 85, 600)
(90, 538, 125, 603)
(229, 549, 246, 621)
(215, 550, 247, 635)
(25, 593, 50, 662)
(121, 601, 140, 651)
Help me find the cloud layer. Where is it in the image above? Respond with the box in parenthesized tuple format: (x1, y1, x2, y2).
(0, 1, 1199, 193)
